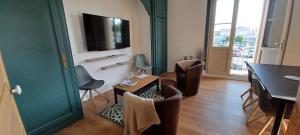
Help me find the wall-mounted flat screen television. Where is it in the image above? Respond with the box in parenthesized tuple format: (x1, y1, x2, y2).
(83, 13, 130, 51)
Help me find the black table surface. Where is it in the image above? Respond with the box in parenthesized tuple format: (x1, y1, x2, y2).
(249, 63, 300, 102)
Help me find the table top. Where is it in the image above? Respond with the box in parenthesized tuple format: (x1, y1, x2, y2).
(113, 75, 160, 93)
(249, 63, 300, 102)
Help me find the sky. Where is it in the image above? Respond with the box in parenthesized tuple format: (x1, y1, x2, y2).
(215, 0, 265, 29)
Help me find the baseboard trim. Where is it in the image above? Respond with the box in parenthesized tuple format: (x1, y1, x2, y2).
(203, 70, 248, 81)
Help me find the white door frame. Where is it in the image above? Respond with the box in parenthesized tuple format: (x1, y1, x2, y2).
(0, 53, 26, 135)
(206, 0, 240, 75)
(254, 0, 270, 63)
(277, 0, 294, 64)
(256, 0, 294, 65)
(207, 0, 265, 79)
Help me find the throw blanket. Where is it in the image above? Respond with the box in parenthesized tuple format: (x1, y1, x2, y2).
(123, 92, 161, 135)
(176, 59, 198, 71)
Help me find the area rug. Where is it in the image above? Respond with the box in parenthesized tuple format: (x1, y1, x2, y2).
(99, 85, 164, 126)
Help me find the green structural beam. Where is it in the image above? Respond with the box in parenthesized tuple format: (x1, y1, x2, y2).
(140, 0, 168, 75)
(140, 0, 152, 16)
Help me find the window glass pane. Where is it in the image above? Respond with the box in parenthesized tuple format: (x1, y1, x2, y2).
(212, 0, 234, 47)
(262, 0, 288, 47)
(214, 0, 234, 24)
(213, 24, 231, 47)
(268, 0, 287, 19)
(230, 0, 264, 75)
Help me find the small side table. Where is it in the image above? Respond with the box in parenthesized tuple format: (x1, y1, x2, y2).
(113, 75, 160, 104)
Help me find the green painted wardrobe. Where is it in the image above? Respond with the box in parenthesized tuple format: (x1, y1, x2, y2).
(0, 0, 82, 135)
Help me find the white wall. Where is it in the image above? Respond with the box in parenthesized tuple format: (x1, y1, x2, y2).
(62, 0, 150, 100)
(168, 0, 207, 71)
(137, 2, 152, 64)
(283, 0, 300, 66)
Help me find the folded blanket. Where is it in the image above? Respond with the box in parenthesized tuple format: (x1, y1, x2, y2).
(123, 92, 161, 135)
(176, 59, 198, 71)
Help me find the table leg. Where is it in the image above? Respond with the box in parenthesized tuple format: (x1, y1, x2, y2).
(271, 102, 287, 135)
(114, 90, 118, 104)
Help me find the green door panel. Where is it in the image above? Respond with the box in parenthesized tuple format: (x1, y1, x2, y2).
(140, 0, 152, 16)
(154, 17, 167, 74)
(154, 0, 168, 17)
(0, 0, 82, 135)
(139, 0, 169, 75)
(152, 0, 167, 75)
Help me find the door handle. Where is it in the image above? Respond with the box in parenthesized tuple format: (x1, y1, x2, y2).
(11, 85, 22, 95)
(61, 53, 68, 69)
(273, 42, 279, 46)
(280, 40, 285, 50)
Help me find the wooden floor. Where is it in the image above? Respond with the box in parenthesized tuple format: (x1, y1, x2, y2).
(57, 73, 277, 135)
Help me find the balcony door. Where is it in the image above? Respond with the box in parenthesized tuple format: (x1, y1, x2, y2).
(207, 0, 264, 76)
(258, 0, 293, 65)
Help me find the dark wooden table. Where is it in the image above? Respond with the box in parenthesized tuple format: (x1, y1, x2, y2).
(249, 63, 300, 135)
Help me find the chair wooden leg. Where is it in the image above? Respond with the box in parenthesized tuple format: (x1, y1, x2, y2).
(258, 117, 274, 135)
(243, 91, 253, 108)
(243, 99, 258, 110)
(93, 89, 110, 103)
(247, 114, 266, 125)
(282, 120, 288, 134)
(89, 90, 92, 101)
(81, 90, 88, 101)
(246, 105, 259, 125)
(241, 88, 251, 98)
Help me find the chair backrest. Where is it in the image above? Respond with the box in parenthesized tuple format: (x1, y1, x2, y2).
(191, 60, 204, 68)
(186, 60, 204, 95)
(253, 74, 293, 118)
(143, 86, 182, 135)
(135, 54, 150, 68)
(75, 65, 94, 87)
(175, 59, 204, 96)
(252, 77, 275, 115)
(245, 61, 253, 83)
(251, 74, 259, 95)
(246, 62, 259, 95)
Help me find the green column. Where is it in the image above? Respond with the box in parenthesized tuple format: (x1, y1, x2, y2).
(140, 0, 168, 75)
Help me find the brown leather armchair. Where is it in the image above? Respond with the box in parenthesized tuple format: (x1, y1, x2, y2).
(143, 86, 182, 135)
(175, 60, 204, 96)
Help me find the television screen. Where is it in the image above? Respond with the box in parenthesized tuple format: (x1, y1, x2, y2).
(83, 13, 130, 51)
